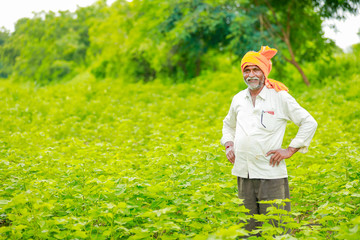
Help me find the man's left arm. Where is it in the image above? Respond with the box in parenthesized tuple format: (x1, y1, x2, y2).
(267, 92, 318, 167)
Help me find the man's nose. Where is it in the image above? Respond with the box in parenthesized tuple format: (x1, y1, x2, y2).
(249, 70, 255, 77)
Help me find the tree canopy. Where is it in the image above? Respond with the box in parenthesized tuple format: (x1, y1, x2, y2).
(0, 0, 359, 85)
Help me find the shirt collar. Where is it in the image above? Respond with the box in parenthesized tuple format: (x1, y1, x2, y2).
(245, 86, 267, 100)
(258, 86, 267, 100)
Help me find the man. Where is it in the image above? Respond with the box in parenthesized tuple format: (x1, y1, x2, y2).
(220, 46, 317, 233)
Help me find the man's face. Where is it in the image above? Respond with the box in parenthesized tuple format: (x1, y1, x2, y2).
(243, 65, 265, 90)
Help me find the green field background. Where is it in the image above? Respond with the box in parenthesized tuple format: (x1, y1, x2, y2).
(0, 55, 359, 239)
(1, 0, 360, 238)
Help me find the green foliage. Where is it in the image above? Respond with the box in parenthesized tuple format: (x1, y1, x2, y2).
(313, 0, 360, 19)
(2, 0, 359, 84)
(351, 42, 360, 55)
(0, 28, 9, 46)
(270, 47, 360, 90)
(0, 3, 105, 85)
(0, 27, 11, 78)
(88, 0, 251, 82)
(0, 1, 359, 238)
(0, 51, 359, 239)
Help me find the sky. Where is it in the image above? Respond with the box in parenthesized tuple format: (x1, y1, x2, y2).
(0, 0, 359, 52)
(323, 14, 360, 52)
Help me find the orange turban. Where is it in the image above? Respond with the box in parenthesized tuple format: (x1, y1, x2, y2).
(241, 46, 288, 92)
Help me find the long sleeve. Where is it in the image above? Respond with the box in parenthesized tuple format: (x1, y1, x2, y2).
(281, 92, 318, 153)
(221, 97, 237, 146)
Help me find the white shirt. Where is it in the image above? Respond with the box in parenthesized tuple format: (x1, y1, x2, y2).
(221, 86, 317, 179)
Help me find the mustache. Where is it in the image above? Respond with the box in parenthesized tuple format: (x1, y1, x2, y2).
(246, 77, 260, 81)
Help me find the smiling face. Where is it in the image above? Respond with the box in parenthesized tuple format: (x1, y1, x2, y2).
(243, 65, 265, 91)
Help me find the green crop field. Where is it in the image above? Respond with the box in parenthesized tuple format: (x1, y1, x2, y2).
(1, 0, 360, 238)
(0, 68, 359, 239)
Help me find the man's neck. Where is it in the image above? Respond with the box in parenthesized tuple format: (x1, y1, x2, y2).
(248, 85, 265, 97)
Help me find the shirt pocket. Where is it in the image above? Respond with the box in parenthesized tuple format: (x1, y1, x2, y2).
(260, 110, 278, 131)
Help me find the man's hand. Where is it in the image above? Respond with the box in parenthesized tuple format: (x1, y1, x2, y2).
(266, 147, 299, 167)
(225, 141, 235, 164)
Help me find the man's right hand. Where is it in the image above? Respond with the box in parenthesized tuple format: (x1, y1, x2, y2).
(225, 141, 235, 164)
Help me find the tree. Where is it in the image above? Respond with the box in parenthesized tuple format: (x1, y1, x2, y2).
(105, 0, 360, 84)
(242, 0, 360, 85)
(0, 27, 11, 78)
(2, 0, 359, 84)
(0, 3, 102, 84)
(87, 0, 251, 81)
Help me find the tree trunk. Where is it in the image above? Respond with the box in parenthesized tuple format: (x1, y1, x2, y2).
(286, 58, 310, 86)
(195, 57, 201, 77)
(260, 0, 310, 86)
(281, 31, 311, 86)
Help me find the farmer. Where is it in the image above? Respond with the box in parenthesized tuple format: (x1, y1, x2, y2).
(220, 46, 317, 233)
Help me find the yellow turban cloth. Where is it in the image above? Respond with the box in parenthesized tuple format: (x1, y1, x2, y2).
(241, 46, 288, 92)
